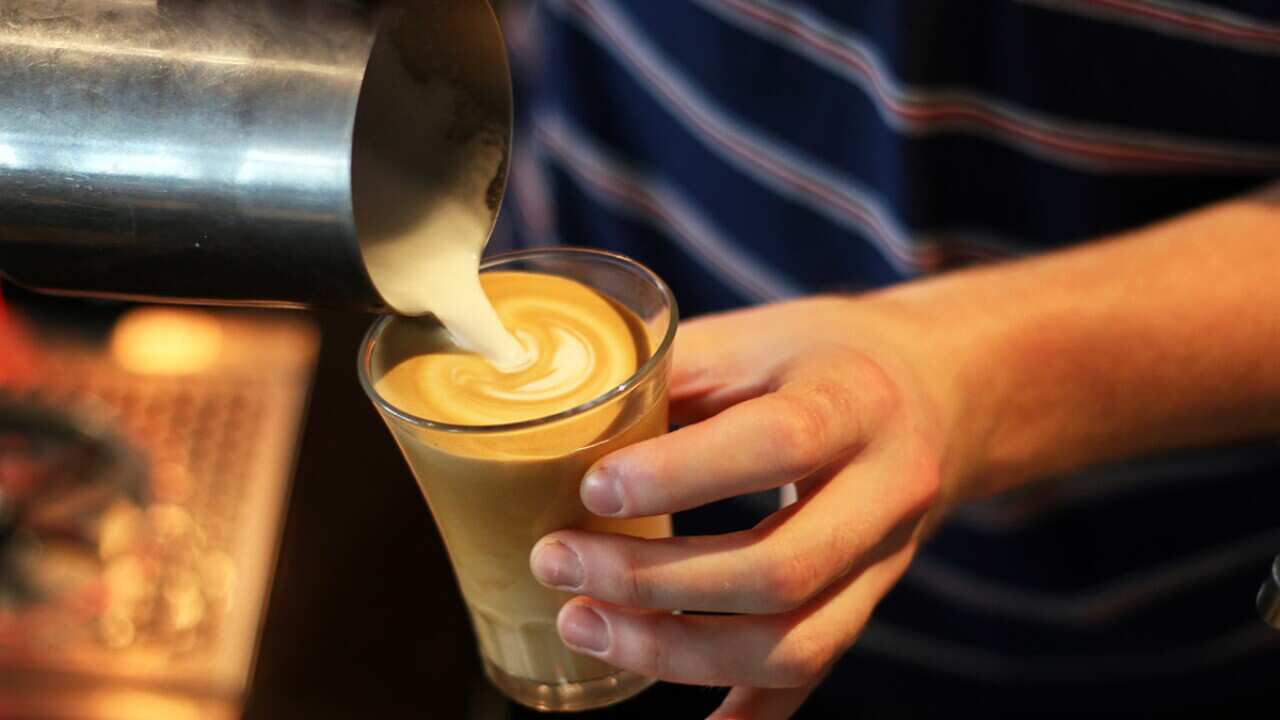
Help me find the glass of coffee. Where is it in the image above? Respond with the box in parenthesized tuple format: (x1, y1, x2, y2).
(357, 248, 677, 712)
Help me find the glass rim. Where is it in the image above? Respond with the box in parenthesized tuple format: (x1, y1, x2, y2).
(356, 247, 679, 434)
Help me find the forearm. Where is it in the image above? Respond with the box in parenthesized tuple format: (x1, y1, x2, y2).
(888, 183, 1280, 500)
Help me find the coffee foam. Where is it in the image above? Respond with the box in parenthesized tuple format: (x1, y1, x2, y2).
(374, 272, 647, 428)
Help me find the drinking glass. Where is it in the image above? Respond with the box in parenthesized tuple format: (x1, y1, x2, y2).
(358, 248, 677, 712)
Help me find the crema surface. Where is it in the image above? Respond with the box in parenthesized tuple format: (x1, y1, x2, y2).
(375, 272, 647, 427)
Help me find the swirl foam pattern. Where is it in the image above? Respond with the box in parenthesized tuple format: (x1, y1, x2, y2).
(378, 272, 647, 427)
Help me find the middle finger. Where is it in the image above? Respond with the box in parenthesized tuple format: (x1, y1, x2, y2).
(531, 442, 937, 614)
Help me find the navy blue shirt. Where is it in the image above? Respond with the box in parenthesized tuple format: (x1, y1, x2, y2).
(496, 0, 1280, 712)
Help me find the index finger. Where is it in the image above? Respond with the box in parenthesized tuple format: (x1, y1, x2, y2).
(582, 357, 895, 518)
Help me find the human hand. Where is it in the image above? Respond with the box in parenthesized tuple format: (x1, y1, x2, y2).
(530, 294, 976, 719)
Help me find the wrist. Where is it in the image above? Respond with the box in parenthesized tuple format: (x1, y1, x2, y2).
(847, 281, 1008, 508)
(850, 186, 1280, 508)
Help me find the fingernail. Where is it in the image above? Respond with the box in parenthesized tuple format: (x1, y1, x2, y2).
(559, 604, 610, 653)
(582, 469, 623, 516)
(531, 541, 583, 590)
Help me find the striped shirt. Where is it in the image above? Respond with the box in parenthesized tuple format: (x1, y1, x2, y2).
(495, 0, 1280, 712)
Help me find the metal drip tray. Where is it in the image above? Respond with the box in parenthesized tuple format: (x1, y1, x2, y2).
(0, 308, 317, 719)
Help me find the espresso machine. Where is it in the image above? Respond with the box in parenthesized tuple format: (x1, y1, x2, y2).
(0, 1, 513, 716)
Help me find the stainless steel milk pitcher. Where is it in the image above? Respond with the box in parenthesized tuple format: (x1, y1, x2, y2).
(0, 0, 512, 314)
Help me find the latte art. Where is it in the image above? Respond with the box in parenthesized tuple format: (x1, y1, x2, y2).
(376, 272, 647, 427)
(463, 326, 591, 401)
